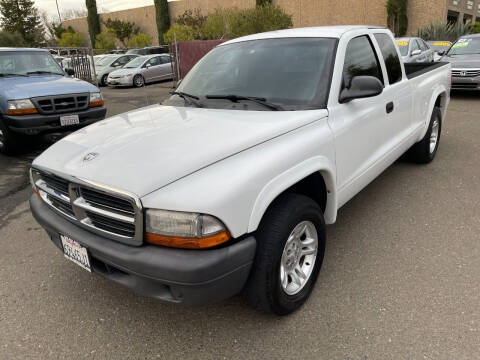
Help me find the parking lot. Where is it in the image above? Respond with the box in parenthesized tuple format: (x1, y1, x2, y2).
(0, 85, 479, 359)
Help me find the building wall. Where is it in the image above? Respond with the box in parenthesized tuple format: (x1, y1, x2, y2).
(62, 0, 453, 48)
(447, 0, 480, 22)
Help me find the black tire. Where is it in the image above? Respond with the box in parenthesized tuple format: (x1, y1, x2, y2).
(133, 74, 145, 88)
(0, 118, 21, 155)
(407, 107, 442, 164)
(101, 74, 108, 87)
(243, 194, 326, 315)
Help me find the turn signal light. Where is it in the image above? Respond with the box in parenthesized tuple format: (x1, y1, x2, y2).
(89, 100, 105, 108)
(145, 231, 231, 249)
(7, 108, 38, 115)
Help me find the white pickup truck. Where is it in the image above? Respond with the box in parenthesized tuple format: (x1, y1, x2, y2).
(30, 26, 451, 315)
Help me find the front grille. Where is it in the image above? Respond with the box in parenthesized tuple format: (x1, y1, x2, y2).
(452, 83, 479, 89)
(452, 69, 480, 78)
(32, 93, 89, 115)
(32, 169, 142, 245)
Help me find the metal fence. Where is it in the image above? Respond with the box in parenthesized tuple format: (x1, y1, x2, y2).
(47, 47, 97, 85)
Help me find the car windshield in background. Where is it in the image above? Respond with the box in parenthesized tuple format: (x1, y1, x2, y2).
(124, 56, 148, 68)
(95, 56, 115, 66)
(0, 51, 63, 76)
(428, 41, 451, 52)
(396, 40, 409, 56)
(171, 38, 337, 111)
(447, 38, 480, 55)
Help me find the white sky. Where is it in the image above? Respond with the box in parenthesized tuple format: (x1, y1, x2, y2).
(35, 0, 171, 18)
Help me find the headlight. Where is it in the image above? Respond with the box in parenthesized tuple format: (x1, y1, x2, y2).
(7, 99, 38, 115)
(89, 92, 104, 107)
(145, 209, 231, 249)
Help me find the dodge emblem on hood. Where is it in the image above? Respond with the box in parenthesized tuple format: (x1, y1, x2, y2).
(83, 152, 99, 162)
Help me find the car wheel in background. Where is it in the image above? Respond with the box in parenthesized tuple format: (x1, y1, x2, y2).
(101, 74, 108, 86)
(408, 107, 442, 164)
(0, 119, 20, 155)
(133, 75, 145, 88)
(243, 194, 326, 315)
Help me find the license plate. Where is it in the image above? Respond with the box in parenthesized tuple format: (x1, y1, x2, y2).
(60, 114, 80, 126)
(60, 235, 91, 272)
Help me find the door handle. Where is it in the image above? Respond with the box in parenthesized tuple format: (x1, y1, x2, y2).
(386, 102, 394, 114)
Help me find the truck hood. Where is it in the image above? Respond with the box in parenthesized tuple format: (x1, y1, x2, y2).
(33, 105, 328, 197)
(0, 75, 99, 100)
(441, 54, 480, 68)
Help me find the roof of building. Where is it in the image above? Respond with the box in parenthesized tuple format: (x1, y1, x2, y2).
(223, 26, 387, 45)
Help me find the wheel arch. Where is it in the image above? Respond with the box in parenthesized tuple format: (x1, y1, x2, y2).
(248, 157, 337, 233)
(417, 87, 448, 142)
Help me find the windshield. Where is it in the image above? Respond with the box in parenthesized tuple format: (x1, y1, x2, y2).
(0, 51, 64, 76)
(447, 37, 480, 55)
(396, 40, 409, 56)
(168, 38, 337, 111)
(126, 49, 142, 55)
(95, 56, 115, 66)
(124, 56, 148, 68)
(428, 41, 451, 52)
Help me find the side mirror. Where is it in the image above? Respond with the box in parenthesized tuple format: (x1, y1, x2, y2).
(65, 68, 75, 76)
(411, 49, 422, 56)
(437, 50, 445, 56)
(339, 76, 384, 104)
(145, 63, 151, 69)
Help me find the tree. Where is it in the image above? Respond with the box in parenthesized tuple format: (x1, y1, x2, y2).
(0, 0, 44, 46)
(163, 24, 194, 44)
(95, 28, 115, 52)
(175, 9, 206, 39)
(127, 33, 152, 48)
(0, 31, 25, 47)
(58, 31, 84, 47)
(103, 18, 139, 48)
(86, 0, 101, 47)
(386, 0, 408, 36)
(154, 0, 170, 44)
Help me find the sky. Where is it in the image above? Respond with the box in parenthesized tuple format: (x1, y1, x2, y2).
(35, 0, 166, 18)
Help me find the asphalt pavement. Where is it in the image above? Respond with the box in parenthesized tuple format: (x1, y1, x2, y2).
(0, 85, 479, 359)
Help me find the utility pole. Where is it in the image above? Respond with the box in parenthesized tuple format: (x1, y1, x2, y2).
(56, 0, 62, 22)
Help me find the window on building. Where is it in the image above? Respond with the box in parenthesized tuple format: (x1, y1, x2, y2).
(374, 34, 402, 85)
(342, 35, 383, 90)
(447, 10, 459, 24)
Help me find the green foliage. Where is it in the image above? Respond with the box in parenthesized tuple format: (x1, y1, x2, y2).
(127, 32, 152, 48)
(58, 31, 84, 47)
(386, 0, 408, 36)
(95, 28, 116, 51)
(103, 18, 139, 47)
(165, 5, 292, 42)
(86, 0, 101, 47)
(256, 0, 272, 6)
(154, 0, 170, 45)
(0, 0, 43, 46)
(473, 22, 480, 34)
(175, 9, 207, 39)
(163, 24, 195, 44)
(0, 31, 25, 47)
(416, 22, 473, 41)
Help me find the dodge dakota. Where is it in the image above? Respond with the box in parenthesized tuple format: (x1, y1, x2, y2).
(30, 26, 451, 315)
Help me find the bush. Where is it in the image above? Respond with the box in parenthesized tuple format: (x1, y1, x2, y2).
(0, 31, 25, 47)
(95, 29, 116, 52)
(473, 22, 480, 34)
(416, 22, 473, 41)
(127, 33, 152, 48)
(199, 9, 234, 40)
(175, 9, 207, 39)
(58, 31, 85, 47)
(163, 24, 195, 43)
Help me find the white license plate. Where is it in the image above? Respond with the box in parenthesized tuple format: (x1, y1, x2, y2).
(60, 114, 80, 126)
(60, 235, 91, 272)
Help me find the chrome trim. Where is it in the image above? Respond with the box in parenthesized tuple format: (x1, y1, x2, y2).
(73, 197, 135, 224)
(35, 179, 71, 203)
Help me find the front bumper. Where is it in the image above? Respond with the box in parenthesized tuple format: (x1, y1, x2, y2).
(451, 76, 480, 90)
(3, 106, 107, 135)
(107, 76, 133, 87)
(30, 195, 256, 306)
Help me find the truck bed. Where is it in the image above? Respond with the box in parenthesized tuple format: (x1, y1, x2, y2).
(404, 62, 449, 80)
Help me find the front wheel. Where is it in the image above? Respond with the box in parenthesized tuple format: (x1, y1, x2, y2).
(0, 119, 20, 155)
(133, 75, 145, 88)
(407, 107, 442, 164)
(243, 194, 326, 315)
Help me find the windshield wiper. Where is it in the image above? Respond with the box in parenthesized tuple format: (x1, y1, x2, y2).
(0, 73, 28, 77)
(26, 71, 63, 75)
(170, 91, 204, 108)
(205, 94, 284, 111)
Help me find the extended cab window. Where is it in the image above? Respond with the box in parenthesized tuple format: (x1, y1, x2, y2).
(374, 33, 402, 85)
(342, 36, 383, 89)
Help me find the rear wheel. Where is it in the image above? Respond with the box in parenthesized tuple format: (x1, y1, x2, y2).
(133, 75, 145, 88)
(243, 194, 326, 315)
(408, 107, 442, 164)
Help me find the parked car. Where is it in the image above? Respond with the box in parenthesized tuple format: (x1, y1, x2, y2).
(107, 54, 173, 87)
(95, 54, 138, 86)
(0, 48, 106, 154)
(440, 34, 480, 91)
(30, 26, 450, 315)
(126, 46, 169, 56)
(396, 37, 434, 63)
(427, 41, 452, 61)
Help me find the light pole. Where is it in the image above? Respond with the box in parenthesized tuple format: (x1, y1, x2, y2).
(56, 0, 62, 22)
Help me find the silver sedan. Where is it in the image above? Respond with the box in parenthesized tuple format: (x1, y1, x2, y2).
(107, 54, 174, 87)
(396, 37, 435, 63)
